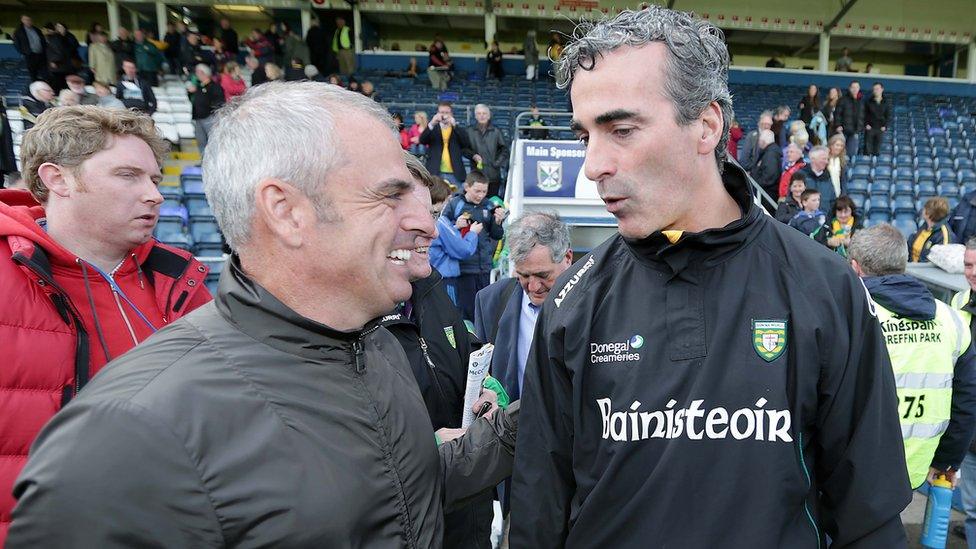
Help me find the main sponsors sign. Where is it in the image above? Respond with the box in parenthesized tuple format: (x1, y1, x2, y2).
(521, 141, 598, 199)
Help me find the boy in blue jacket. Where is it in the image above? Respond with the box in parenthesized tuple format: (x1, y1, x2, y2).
(429, 178, 482, 304)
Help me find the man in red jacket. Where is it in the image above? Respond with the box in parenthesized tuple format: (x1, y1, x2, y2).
(0, 106, 212, 545)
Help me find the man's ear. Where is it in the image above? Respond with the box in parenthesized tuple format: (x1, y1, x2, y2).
(36, 163, 72, 199)
(253, 178, 315, 249)
(698, 101, 724, 158)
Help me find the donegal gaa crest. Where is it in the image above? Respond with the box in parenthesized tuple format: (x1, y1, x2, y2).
(536, 161, 563, 192)
(443, 326, 456, 349)
(752, 320, 787, 362)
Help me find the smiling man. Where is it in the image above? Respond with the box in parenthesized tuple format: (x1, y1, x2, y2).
(509, 7, 911, 548)
(0, 106, 211, 546)
(8, 82, 516, 548)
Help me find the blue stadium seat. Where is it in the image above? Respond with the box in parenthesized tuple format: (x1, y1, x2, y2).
(847, 179, 869, 193)
(160, 186, 183, 201)
(161, 232, 193, 251)
(869, 195, 891, 213)
(159, 201, 187, 225)
(183, 179, 206, 197)
(849, 193, 867, 210)
(851, 165, 871, 179)
(959, 169, 976, 184)
(868, 210, 892, 224)
(873, 166, 892, 180)
(871, 179, 892, 194)
(895, 154, 914, 166)
(917, 182, 937, 199)
(893, 218, 918, 239)
(193, 232, 224, 256)
(894, 196, 916, 213)
(915, 157, 934, 169)
(892, 181, 914, 198)
(188, 203, 215, 221)
(937, 168, 957, 184)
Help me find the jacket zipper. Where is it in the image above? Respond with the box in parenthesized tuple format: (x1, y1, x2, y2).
(418, 336, 450, 407)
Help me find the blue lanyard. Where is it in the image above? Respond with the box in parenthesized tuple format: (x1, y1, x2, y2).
(84, 260, 159, 333)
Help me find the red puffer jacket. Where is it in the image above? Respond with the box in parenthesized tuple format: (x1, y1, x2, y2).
(0, 190, 212, 545)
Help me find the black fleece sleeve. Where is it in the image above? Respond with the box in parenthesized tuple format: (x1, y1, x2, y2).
(815, 273, 913, 548)
(933, 339, 976, 470)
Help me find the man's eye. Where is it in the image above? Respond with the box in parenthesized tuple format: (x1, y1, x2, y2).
(613, 128, 634, 138)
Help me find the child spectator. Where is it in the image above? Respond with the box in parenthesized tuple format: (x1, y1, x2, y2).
(428, 177, 481, 304)
(826, 195, 862, 258)
(909, 197, 956, 262)
(789, 188, 830, 245)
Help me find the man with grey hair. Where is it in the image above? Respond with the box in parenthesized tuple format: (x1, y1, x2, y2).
(737, 109, 773, 172)
(850, 224, 976, 493)
(511, 6, 910, 547)
(801, 145, 836, 213)
(187, 63, 224, 153)
(464, 103, 510, 198)
(8, 82, 517, 547)
(19, 80, 53, 130)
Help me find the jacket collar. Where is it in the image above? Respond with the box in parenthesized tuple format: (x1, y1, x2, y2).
(215, 255, 361, 361)
(623, 161, 763, 276)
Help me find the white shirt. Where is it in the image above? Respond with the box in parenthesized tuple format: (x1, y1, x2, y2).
(517, 292, 541, 393)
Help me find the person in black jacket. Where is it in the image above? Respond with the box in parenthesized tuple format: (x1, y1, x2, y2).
(510, 7, 911, 548)
(19, 81, 54, 130)
(774, 170, 806, 224)
(110, 27, 134, 75)
(188, 64, 225, 154)
(305, 18, 329, 73)
(834, 80, 864, 158)
(45, 23, 75, 93)
(419, 101, 470, 185)
(13, 16, 46, 82)
(217, 18, 239, 55)
(163, 22, 182, 75)
(0, 98, 17, 181)
(797, 84, 819, 127)
(863, 82, 892, 157)
(749, 128, 781, 210)
(116, 59, 156, 113)
(180, 32, 216, 76)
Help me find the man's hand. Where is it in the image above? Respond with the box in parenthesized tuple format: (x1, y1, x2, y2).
(928, 467, 958, 489)
(493, 207, 508, 224)
(471, 388, 499, 420)
(469, 221, 484, 234)
(187, 83, 197, 93)
(436, 427, 466, 444)
(455, 216, 470, 229)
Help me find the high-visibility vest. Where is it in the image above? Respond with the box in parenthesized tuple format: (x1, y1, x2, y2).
(951, 289, 973, 326)
(332, 27, 351, 52)
(875, 299, 971, 488)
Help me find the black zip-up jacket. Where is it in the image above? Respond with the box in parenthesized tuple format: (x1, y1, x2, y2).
(835, 91, 864, 135)
(509, 163, 911, 548)
(382, 270, 495, 549)
(864, 95, 893, 131)
(9, 257, 518, 548)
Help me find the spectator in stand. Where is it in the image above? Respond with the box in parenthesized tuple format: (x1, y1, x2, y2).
(863, 82, 892, 157)
(361, 80, 378, 100)
(0, 106, 14, 182)
(88, 32, 116, 84)
(524, 30, 539, 80)
(834, 80, 864, 158)
(442, 171, 507, 320)
(116, 59, 156, 114)
(111, 27, 135, 75)
(778, 143, 806, 199)
(217, 18, 239, 56)
(910, 197, 955, 263)
(57, 89, 79, 107)
(835, 47, 853, 72)
(951, 189, 976, 245)
(408, 111, 428, 154)
(245, 55, 267, 86)
(92, 81, 125, 108)
(347, 77, 361, 93)
(218, 61, 247, 102)
(771, 105, 791, 146)
(211, 38, 235, 70)
(429, 177, 481, 303)
(19, 81, 55, 130)
(246, 28, 275, 64)
(765, 56, 785, 68)
(59, 22, 82, 67)
(775, 171, 806, 223)
(333, 17, 355, 75)
(45, 23, 74, 93)
(394, 113, 410, 150)
(264, 63, 284, 82)
(133, 29, 164, 86)
(464, 104, 510, 198)
(0, 107, 211, 548)
(750, 129, 781, 208)
(827, 134, 847, 198)
(826, 195, 861, 257)
(487, 41, 504, 80)
(181, 32, 215, 76)
(187, 64, 225, 154)
(163, 22, 182, 74)
(788, 188, 830, 245)
(727, 118, 743, 162)
(428, 39, 452, 91)
(523, 104, 550, 140)
(264, 23, 282, 65)
(281, 22, 309, 67)
(823, 87, 841, 135)
(284, 57, 306, 82)
(405, 57, 420, 78)
(802, 145, 836, 214)
(738, 110, 772, 172)
(13, 15, 46, 83)
(305, 18, 329, 74)
(797, 84, 820, 129)
(85, 22, 104, 46)
(64, 74, 97, 105)
(303, 64, 328, 83)
(420, 102, 469, 185)
(327, 74, 343, 86)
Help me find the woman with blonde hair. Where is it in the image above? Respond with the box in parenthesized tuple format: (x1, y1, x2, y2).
(827, 133, 847, 198)
(407, 111, 429, 154)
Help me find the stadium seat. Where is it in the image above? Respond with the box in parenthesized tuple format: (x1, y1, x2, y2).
(159, 201, 187, 225)
(892, 182, 914, 198)
(160, 186, 183, 201)
(183, 179, 206, 197)
(894, 196, 916, 214)
(869, 195, 891, 213)
(847, 179, 869, 193)
(192, 232, 224, 256)
(917, 182, 937, 199)
(893, 219, 918, 239)
(873, 166, 892, 180)
(161, 232, 193, 251)
(871, 179, 892, 194)
(937, 168, 957, 184)
(915, 157, 934, 169)
(868, 210, 892, 224)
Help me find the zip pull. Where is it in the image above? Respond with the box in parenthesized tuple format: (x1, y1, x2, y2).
(419, 337, 436, 371)
(352, 340, 366, 374)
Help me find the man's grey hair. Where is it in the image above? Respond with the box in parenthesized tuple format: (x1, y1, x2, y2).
(758, 110, 773, 123)
(849, 224, 908, 277)
(774, 105, 790, 116)
(474, 103, 491, 116)
(966, 236, 976, 250)
(758, 129, 775, 148)
(555, 6, 734, 172)
(508, 211, 571, 265)
(29, 81, 51, 98)
(304, 64, 320, 78)
(202, 81, 394, 251)
(195, 64, 212, 77)
(809, 145, 829, 159)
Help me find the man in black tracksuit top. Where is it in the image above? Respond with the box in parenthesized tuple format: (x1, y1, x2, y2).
(510, 7, 911, 548)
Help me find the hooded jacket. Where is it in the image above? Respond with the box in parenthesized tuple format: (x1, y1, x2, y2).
(8, 257, 517, 548)
(863, 274, 976, 471)
(0, 189, 210, 546)
(509, 162, 911, 548)
(443, 194, 505, 275)
(463, 124, 510, 185)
